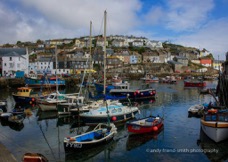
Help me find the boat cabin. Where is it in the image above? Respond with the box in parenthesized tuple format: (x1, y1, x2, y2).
(15, 87, 34, 96)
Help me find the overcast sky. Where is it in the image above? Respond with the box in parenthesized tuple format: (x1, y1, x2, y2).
(0, 0, 228, 60)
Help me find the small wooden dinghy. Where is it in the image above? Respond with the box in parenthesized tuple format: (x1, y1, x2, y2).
(22, 153, 48, 162)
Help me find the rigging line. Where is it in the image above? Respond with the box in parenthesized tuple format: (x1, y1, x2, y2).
(38, 121, 57, 162)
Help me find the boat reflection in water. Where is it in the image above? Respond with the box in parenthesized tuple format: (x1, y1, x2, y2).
(65, 135, 117, 161)
(197, 128, 228, 162)
(36, 109, 58, 121)
(0, 117, 24, 131)
(126, 127, 164, 151)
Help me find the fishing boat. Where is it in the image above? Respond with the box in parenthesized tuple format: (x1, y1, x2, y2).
(109, 83, 156, 100)
(200, 58, 228, 143)
(37, 91, 69, 111)
(12, 87, 48, 104)
(80, 100, 139, 125)
(22, 152, 48, 162)
(126, 116, 163, 134)
(57, 95, 86, 115)
(184, 77, 206, 87)
(140, 73, 159, 82)
(201, 108, 228, 143)
(64, 123, 117, 153)
(25, 75, 65, 89)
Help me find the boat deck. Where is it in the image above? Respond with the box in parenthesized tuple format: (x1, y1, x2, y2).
(0, 142, 17, 162)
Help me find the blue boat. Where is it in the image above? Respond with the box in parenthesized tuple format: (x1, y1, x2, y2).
(93, 82, 115, 93)
(64, 123, 117, 153)
(25, 76, 65, 88)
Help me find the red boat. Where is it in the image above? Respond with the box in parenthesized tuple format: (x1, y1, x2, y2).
(22, 153, 48, 162)
(126, 116, 164, 134)
(184, 80, 206, 87)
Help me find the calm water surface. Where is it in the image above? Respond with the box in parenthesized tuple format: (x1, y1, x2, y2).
(0, 80, 228, 162)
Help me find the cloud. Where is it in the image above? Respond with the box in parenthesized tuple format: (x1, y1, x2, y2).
(20, 0, 142, 35)
(0, 0, 142, 43)
(143, 0, 214, 32)
(166, 0, 214, 31)
(175, 18, 228, 60)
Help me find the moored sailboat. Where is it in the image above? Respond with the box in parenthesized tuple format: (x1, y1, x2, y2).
(79, 11, 140, 125)
(200, 59, 228, 143)
(64, 12, 118, 153)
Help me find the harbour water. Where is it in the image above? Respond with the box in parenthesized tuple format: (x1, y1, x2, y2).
(0, 80, 228, 162)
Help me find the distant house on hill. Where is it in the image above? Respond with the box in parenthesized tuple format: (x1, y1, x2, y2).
(112, 39, 129, 47)
(130, 52, 141, 64)
(145, 40, 163, 49)
(199, 57, 212, 67)
(0, 48, 28, 76)
(173, 56, 188, 66)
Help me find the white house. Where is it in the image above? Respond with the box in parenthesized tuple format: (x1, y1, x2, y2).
(146, 40, 163, 49)
(112, 39, 129, 47)
(0, 48, 29, 76)
(29, 56, 53, 75)
(132, 40, 144, 47)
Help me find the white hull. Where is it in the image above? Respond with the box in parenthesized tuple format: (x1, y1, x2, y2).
(201, 120, 228, 142)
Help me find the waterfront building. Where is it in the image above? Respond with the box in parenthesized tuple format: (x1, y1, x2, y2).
(0, 48, 29, 77)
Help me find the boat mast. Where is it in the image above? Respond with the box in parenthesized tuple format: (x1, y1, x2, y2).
(103, 10, 107, 95)
(88, 21, 93, 92)
(103, 10, 110, 125)
(55, 45, 58, 94)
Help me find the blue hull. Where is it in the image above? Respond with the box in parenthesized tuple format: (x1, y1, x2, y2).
(94, 83, 114, 93)
(12, 96, 36, 104)
(110, 91, 156, 100)
(25, 77, 65, 88)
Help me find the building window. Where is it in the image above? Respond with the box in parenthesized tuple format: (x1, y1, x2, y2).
(17, 63, 20, 68)
(9, 63, 14, 68)
(4, 63, 6, 66)
(9, 57, 12, 61)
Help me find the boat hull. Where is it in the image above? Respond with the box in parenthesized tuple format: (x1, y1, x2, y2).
(127, 117, 164, 134)
(184, 81, 206, 87)
(12, 95, 36, 104)
(80, 111, 139, 125)
(64, 135, 114, 153)
(201, 119, 228, 142)
(110, 89, 156, 100)
(25, 77, 65, 88)
(38, 102, 57, 111)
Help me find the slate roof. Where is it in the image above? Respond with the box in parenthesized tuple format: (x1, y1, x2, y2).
(0, 48, 26, 56)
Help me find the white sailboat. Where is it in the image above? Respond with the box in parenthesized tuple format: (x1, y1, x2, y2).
(79, 10, 140, 125)
(38, 46, 78, 111)
(64, 11, 118, 153)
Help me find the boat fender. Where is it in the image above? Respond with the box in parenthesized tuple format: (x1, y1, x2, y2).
(208, 109, 218, 114)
